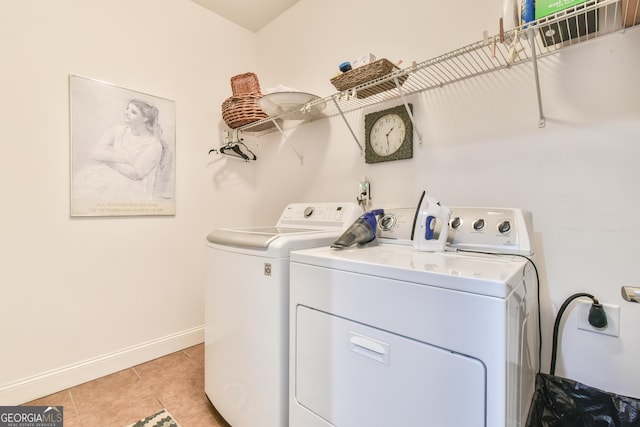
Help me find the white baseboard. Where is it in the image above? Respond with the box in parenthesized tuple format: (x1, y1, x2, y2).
(0, 326, 204, 406)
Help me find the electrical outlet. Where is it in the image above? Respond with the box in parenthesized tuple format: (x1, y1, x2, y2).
(359, 179, 370, 199)
(357, 177, 370, 211)
(577, 302, 620, 337)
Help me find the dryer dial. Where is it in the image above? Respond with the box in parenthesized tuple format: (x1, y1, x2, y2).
(472, 218, 485, 231)
(379, 214, 397, 231)
(497, 220, 511, 234)
(450, 217, 463, 230)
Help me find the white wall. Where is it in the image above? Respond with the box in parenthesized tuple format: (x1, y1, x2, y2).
(2, 0, 639, 407)
(0, 0, 257, 405)
(253, 0, 640, 398)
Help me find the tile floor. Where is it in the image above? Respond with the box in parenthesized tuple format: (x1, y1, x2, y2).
(23, 344, 231, 427)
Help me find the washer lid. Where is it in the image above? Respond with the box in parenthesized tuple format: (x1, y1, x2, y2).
(291, 245, 529, 298)
(206, 226, 319, 249)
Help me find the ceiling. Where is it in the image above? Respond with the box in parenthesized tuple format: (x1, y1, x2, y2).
(190, 0, 301, 32)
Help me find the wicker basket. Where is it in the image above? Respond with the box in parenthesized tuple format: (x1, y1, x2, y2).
(330, 58, 407, 99)
(622, 0, 640, 27)
(222, 93, 268, 129)
(222, 72, 268, 129)
(231, 72, 262, 96)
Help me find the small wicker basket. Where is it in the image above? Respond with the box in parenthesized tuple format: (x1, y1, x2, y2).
(231, 72, 262, 96)
(222, 72, 268, 129)
(330, 59, 407, 99)
(622, 0, 640, 27)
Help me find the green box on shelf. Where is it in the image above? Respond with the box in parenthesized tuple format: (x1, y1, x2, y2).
(535, 0, 589, 19)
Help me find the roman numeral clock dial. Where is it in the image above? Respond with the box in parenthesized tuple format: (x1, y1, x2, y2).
(364, 104, 413, 164)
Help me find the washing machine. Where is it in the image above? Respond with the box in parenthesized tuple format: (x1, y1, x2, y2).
(289, 206, 539, 427)
(204, 202, 362, 427)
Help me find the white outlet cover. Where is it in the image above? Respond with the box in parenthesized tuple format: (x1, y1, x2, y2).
(577, 302, 620, 337)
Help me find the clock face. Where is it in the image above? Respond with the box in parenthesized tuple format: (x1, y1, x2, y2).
(364, 104, 413, 164)
(370, 113, 406, 156)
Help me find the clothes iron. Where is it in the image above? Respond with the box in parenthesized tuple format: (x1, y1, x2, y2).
(412, 191, 451, 252)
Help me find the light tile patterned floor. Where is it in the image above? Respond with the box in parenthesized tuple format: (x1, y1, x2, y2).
(23, 344, 230, 427)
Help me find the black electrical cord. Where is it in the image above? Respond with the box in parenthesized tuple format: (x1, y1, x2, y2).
(459, 250, 542, 374)
(550, 292, 607, 376)
(458, 250, 609, 379)
(511, 254, 542, 374)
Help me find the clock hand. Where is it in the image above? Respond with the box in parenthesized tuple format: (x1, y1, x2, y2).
(386, 127, 394, 137)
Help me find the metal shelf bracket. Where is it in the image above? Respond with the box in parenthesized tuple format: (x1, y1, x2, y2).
(527, 29, 546, 128)
(332, 96, 364, 153)
(271, 118, 304, 164)
(223, 128, 243, 144)
(394, 76, 424, 146)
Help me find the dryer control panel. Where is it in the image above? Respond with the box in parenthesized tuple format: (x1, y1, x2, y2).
(447, 207, 534, 256)
(377, 207, 534, 256)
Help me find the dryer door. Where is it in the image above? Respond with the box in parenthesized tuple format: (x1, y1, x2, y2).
(294, 306, 486, 427)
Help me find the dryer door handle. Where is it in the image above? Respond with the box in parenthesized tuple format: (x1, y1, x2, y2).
(349, 332, 390, 364)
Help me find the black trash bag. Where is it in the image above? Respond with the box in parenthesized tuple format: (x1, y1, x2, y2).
(526, 372, 640, 427)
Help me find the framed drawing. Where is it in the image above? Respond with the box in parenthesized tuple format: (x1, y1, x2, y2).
(70, 75, 176, 216)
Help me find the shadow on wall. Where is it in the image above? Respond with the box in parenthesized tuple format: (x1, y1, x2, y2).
(251, 117, 338, 207)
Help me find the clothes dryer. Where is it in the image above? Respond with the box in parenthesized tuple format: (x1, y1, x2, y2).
(204, 202, 362, 427)
(289, 206, 539, 427)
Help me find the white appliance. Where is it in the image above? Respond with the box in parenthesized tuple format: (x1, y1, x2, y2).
(289, 205, 539, 427)
(204, 202, 362, 427)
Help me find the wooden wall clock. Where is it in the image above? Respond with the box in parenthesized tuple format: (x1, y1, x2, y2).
(364, 104, 413, 164)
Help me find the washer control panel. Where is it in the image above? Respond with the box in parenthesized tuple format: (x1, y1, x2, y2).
(277, 202, 363, 230)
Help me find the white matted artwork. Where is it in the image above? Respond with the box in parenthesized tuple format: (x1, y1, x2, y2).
(70, 75, 176, 216)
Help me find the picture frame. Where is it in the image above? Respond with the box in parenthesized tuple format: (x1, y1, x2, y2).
(69, 75, 176, 216)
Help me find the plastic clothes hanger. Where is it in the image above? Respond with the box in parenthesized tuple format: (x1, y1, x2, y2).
(209, 141, 257, 162)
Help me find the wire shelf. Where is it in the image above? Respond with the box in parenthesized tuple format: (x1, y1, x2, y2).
(233, 0, 632, 134)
